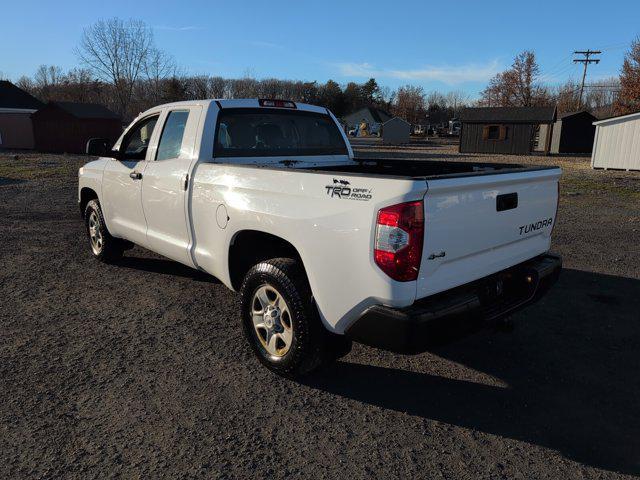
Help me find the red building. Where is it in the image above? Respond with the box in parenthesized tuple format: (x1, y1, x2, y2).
(32, 102, 122, 154)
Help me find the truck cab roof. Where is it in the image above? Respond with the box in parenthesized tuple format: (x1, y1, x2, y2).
(142, 98, 328, 114)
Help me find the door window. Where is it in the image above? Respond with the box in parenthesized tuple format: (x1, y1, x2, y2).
(121, 115, 159, 160)
(156, 110, 190, 160)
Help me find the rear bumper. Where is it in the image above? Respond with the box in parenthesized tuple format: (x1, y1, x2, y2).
(345, 253, 562, 354)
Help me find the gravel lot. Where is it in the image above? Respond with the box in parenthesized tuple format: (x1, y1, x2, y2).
(1, 142, 639, 479)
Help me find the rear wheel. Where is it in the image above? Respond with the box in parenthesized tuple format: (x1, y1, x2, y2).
(84, 199, 124, 263)
(240, 257, 351, 377)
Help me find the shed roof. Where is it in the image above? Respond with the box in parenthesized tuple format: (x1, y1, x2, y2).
(459, 106, 556, 124)
(558, 110, 597, 120)
(0, 81, 43, 110)
(383, 116, 410, 125)
(344, 107, 392, 124)
(593, 110, 640, 126)
(48, 101, 120, 120)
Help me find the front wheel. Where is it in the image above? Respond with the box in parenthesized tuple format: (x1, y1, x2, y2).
(84, 199, 124, 263)
(240, 258, 351, 377)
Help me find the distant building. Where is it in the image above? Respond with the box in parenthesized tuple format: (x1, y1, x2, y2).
(591, 111, 640, 171)
(538, 111, 597, 154)
(343, 107, 393, 134)
(459, 106, 557, 155)
(382, 117, 410, 144)
(32, 102, 122, 154)
(0, 81, 43, 150)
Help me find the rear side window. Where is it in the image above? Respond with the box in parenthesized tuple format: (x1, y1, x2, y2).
(214, 108, 348, 157)
(156, 110, 189, 160)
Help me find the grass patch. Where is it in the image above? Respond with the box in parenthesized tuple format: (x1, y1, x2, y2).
(0, 154, 80, 180)
(0, 163, 68, 180)
(561, 175, 640, 201)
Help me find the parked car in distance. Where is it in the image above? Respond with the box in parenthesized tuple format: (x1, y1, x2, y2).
(79, 98, 562, 377)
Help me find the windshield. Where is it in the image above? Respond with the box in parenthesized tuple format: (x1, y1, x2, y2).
(214, 108, 348, 157)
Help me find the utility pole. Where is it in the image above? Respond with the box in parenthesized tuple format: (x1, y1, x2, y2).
(573, 50, 601, 109)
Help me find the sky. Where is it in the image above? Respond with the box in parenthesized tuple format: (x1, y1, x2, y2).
(1, 0, 638, 99)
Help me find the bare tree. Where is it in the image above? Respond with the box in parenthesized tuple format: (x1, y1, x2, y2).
(480, 51, 549, 107)
(510, 51, 541, 106)
(16, 75, 35, 92)
(31, 65, 64, 101)
(76, 18, 155, 116)
(144, 48, 177, 103)
(208, 76, 227, 98)
(554, 80, 581, 114)
(393, 85, 426, 124)
(445, 90, 470, 115)
(585, 77, 620, 117)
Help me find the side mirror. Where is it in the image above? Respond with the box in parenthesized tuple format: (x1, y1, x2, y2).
(85, 138, 112, 156)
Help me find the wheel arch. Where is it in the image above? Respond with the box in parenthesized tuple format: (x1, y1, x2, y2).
(228, 229, 307, 292)
(79, 187, 99, 217)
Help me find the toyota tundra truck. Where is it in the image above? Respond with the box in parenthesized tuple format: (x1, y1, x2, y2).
(79, 98, 562, 377)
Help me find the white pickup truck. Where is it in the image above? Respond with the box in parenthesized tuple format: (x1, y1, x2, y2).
(79, 99, 562, 376)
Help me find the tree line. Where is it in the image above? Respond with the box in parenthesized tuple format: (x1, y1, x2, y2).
(12, 18, 471, 123)
(11, 18, 640, 123)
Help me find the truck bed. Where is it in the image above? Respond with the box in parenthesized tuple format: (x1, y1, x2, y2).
(307, 157, 556, 180)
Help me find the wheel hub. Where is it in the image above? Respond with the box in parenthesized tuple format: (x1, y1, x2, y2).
(88, 210, 103, 255)
(251, 285, 293, 357)
(263, 305, 280, 329)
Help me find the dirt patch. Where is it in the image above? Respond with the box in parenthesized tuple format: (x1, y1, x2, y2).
(1, 147, 639, 479)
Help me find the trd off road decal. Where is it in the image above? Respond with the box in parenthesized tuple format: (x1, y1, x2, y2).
(519, 217, 553, 235)
(325, 178, 372, 201)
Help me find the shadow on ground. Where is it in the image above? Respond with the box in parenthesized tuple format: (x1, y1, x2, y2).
(304, 269, 640, 475)
(0, 177, 26, 186)
(115, 255, 219, 283)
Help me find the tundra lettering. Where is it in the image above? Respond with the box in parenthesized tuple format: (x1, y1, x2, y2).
(519, 218, 553, 235)
(79, 98, 562, 377)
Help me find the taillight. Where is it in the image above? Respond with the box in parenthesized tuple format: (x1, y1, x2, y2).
(374, 200, 424, 281)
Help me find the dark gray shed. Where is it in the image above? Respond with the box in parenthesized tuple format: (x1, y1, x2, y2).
(549, 111, 597, 154)
(381, 117, 410, 144)
(459, 106, 557, 155)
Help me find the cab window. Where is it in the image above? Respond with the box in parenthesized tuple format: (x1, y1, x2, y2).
(214, 108, 348, 158)
(156, 110, 190, 160)
(121, 115, 159, 160)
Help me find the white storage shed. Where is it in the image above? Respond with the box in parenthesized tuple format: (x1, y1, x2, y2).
(591, 112, 640, 171)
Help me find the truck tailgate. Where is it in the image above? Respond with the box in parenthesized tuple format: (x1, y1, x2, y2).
(416, 168, 561, 299)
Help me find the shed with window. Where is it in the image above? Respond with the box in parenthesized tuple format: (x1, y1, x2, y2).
(459, 106, 557, 155)
(32, 102, 122, 154)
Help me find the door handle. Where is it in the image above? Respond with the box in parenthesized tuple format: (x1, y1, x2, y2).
(129, 171, 142, 180)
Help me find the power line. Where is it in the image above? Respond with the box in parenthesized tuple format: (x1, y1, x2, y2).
(573, 50, 601, 108)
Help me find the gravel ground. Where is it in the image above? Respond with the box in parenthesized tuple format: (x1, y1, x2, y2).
(1, 143, 639, 479)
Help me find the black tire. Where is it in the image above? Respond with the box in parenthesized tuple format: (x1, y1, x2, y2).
(240, 257, 351, 377)
(84, 199, 124, 263)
